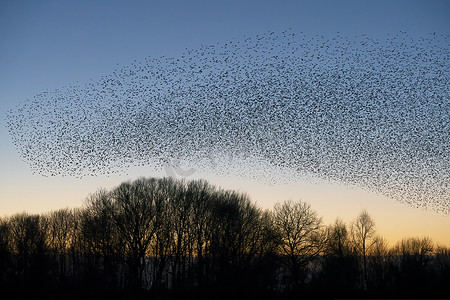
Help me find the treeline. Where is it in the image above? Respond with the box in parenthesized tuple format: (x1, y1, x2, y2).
(0, 177, 449, 299)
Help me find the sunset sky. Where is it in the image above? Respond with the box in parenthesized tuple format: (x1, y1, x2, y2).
(1, 0, 449, 246)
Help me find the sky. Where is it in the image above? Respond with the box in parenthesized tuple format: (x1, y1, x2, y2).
(0, 0, 449, 246)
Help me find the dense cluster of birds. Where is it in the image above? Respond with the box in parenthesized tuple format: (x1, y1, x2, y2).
(6, 30, 449, 213)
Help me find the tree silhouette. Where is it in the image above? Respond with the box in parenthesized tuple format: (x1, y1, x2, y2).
(326, 218, 351, 258)
(208, 190, 265, 292)
(46, 208, 76, 280)
(351, 209, 375, 290)
(272, 199, 327, 289)
(434, 244, 450, 296)
(82, 189, 123, 287)
(111, 178, 161, 289)
(184, 179, 216, 288)
(0, 217, 11, 287)
(390, 236, 434, 296)
(367, 236, 390, 292)
(0, 177, 449, 299)
(8, 213, 48, 286)
(319, 218, 359, 298)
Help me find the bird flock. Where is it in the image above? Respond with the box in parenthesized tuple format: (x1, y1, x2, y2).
(6, 30, 449, 214)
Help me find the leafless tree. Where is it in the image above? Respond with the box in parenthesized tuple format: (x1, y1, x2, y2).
(81, 189, 124, 286)
(46, 208, 76, 278)
(272, 199, 327, 287)
(0, 217, 11, 284)
(390, 236, 434, 295)
(111, 177, 160, 289)
(150, 188, 172, 290)
(392, 236, 433, 268)
(67, 207, 84, 281)
(434, 244, 450, 277)
(368, 236, 390, 290)
(350, 209, 375, 289)
(320, 218, 359, 296)
(326, 218, 351, 258)
(165, 179, 193, 288)
(8, 213, 48, 281)
(184, 179, 217, 287)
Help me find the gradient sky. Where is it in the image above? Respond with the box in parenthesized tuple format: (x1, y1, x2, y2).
(1, 0, 449, 246)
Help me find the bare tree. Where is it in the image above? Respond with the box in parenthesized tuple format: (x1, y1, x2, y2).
(67, 207, 84, 282)
(209, 190, 263, 288)
(165, 179, 192, 289)
(112, 177, 160, 289)
(46, 208, 76, 278)
(185, 179, 217, 287)
(326, 218, 351, 258)
(392, 236, 433, 268)
(350, 210, 376, 290)
(434, 244, 450, 279)
(320, 218, 359, 296)
(150, 184, 172, 290)
(390, 236, 434, 295)
(8, 213, 48, 282)
(0, 217, 11, 284)
(368, 236, 390, 290)
(82, 189, 122, 285)
(272, 199, 327, 288)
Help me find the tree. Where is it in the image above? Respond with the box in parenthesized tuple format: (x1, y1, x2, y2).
(8, 213, 48, 283)
(326, 218, 351, 258)
(367, 236, 390, 291)
(46, 208, 76, 278)
(319, 218, 359, 297)
(0, 217, 11, 286)
(111, 177, 161, 289)
(390, 237, 434, 297)
(350, 210, 375, 290)
(150, 179, 174, 290)
(435, 244, 450, 274)
(82, 189, 122, 286)
(209, 189, 268, 291)
(434, 244, 450, 296)
(392, 237, 433, 269)
(165, 178, 193, 289)
(185, 179, 217, 288)
(272, 199, 327, 288)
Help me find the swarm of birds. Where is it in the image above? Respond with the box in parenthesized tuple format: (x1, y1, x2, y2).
(5, 30, 449, 214)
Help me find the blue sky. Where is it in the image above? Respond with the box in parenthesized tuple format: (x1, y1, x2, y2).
(0, 0, 449, 245)
(1, 0, 448, 111)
